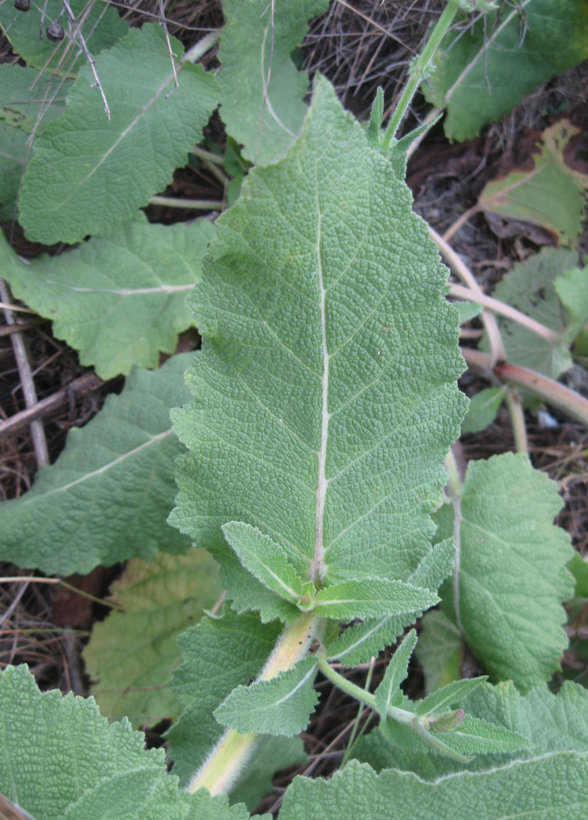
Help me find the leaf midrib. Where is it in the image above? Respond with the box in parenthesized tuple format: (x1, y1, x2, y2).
(18, 429, 173, 503)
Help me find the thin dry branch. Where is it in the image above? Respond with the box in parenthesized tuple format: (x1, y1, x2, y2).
(0, 280, 49, 468)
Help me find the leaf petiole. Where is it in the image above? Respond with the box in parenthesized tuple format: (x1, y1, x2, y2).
(316, 654, 473, 763)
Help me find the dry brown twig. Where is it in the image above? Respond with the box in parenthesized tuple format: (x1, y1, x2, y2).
(0, 281, 49, 469)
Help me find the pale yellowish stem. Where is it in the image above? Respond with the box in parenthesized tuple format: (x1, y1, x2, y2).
(188, 611, 320, 796)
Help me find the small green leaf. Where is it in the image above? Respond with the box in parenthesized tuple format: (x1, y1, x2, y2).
(478, 122, 588, 249)
(374, 630, 418, 717)
(454, 453, 574, 689)
(1, 216, 215, 379)
(83, 550, 219, 727)
(452, 300, 483, 325)
(352, 680, 588, 779)
(461, 387, 506, 435)
(480, 247, 580, 379)
(423, 0, 588, 141)
(0, 0, 128, 77)
(366, 87, 384, 146)
(19, 25, 218, 244)
(0, 355, 194, 575)
(222, 522, 305, 604)
(314, 579, 438, 621)
(218, 0, 330, 163)
(414, 610, 461, 695)
(214, 658, 319, 737)
(415, 678, 486, 717)
(326, 539, 456, 667)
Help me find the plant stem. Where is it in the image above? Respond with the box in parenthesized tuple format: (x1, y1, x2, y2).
(449, 283, 561, 345)
(148, 196, 224, 210)
(188, 611, 320, 796)
(316, 655, 415, 727)
(461, 348, 588, 428)
(191, 146, 227, 167)
(382, 0, 461, 146)
(341, 656, 375, 767)
(443, 449, 464, 631)
(504, 388, 528, 454)
(182, 30, 221, 65)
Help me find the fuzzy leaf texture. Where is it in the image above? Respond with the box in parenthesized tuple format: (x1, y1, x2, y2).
(415, 609, 461, 694)
(167, 611, 305, 809)
(0, 355, 194, 575)
(0, 0, 128, 77)
(83, 550, 219, 728)
(352, 680, 588, 781)
(0, 666, 248, 820)
(1, 215, 215, 378)
(0, 65, 69, 133)
(214, 657, 319, 737)
(374, 629, 418, 716)
(450, 453, 574, 690)
(461, 387, 506, 435)
(480, 247, 583, 379)
(0, 120, 28, 220)
(19, 25, 218, 245)
(279, 756, 588, 819)
(170, 76, 467, 623)
(325, 537, 456, 667)
(423, 0, 588, 141)
(217, 0, 330, 164)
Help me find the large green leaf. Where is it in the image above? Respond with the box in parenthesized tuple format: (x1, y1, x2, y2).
(19, 25, 218, 245)
(170, 76, 467, 621)
(280, 756, 588, 820)
(0, 355, 193, 576)
(83, 550, 219, 728)
(167, 610, 304, 810)
(1, 215, 215, 378)
(452, 453, 574, 689)
(480, 247, 580, 379)
(218, 0, 329, 164)
(0, 666, 250, 820)
(0, 0, 128, 77)
(423, 0, 588, 141)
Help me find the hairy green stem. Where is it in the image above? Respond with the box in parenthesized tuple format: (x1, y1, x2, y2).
(382, 0, 461, 146)
(188, 611, 320, 797)
(341, 656, 375, 767)
(504, 388, 528, 454)
(149, 196, 224, 210)
(316, 655, 415, 727)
